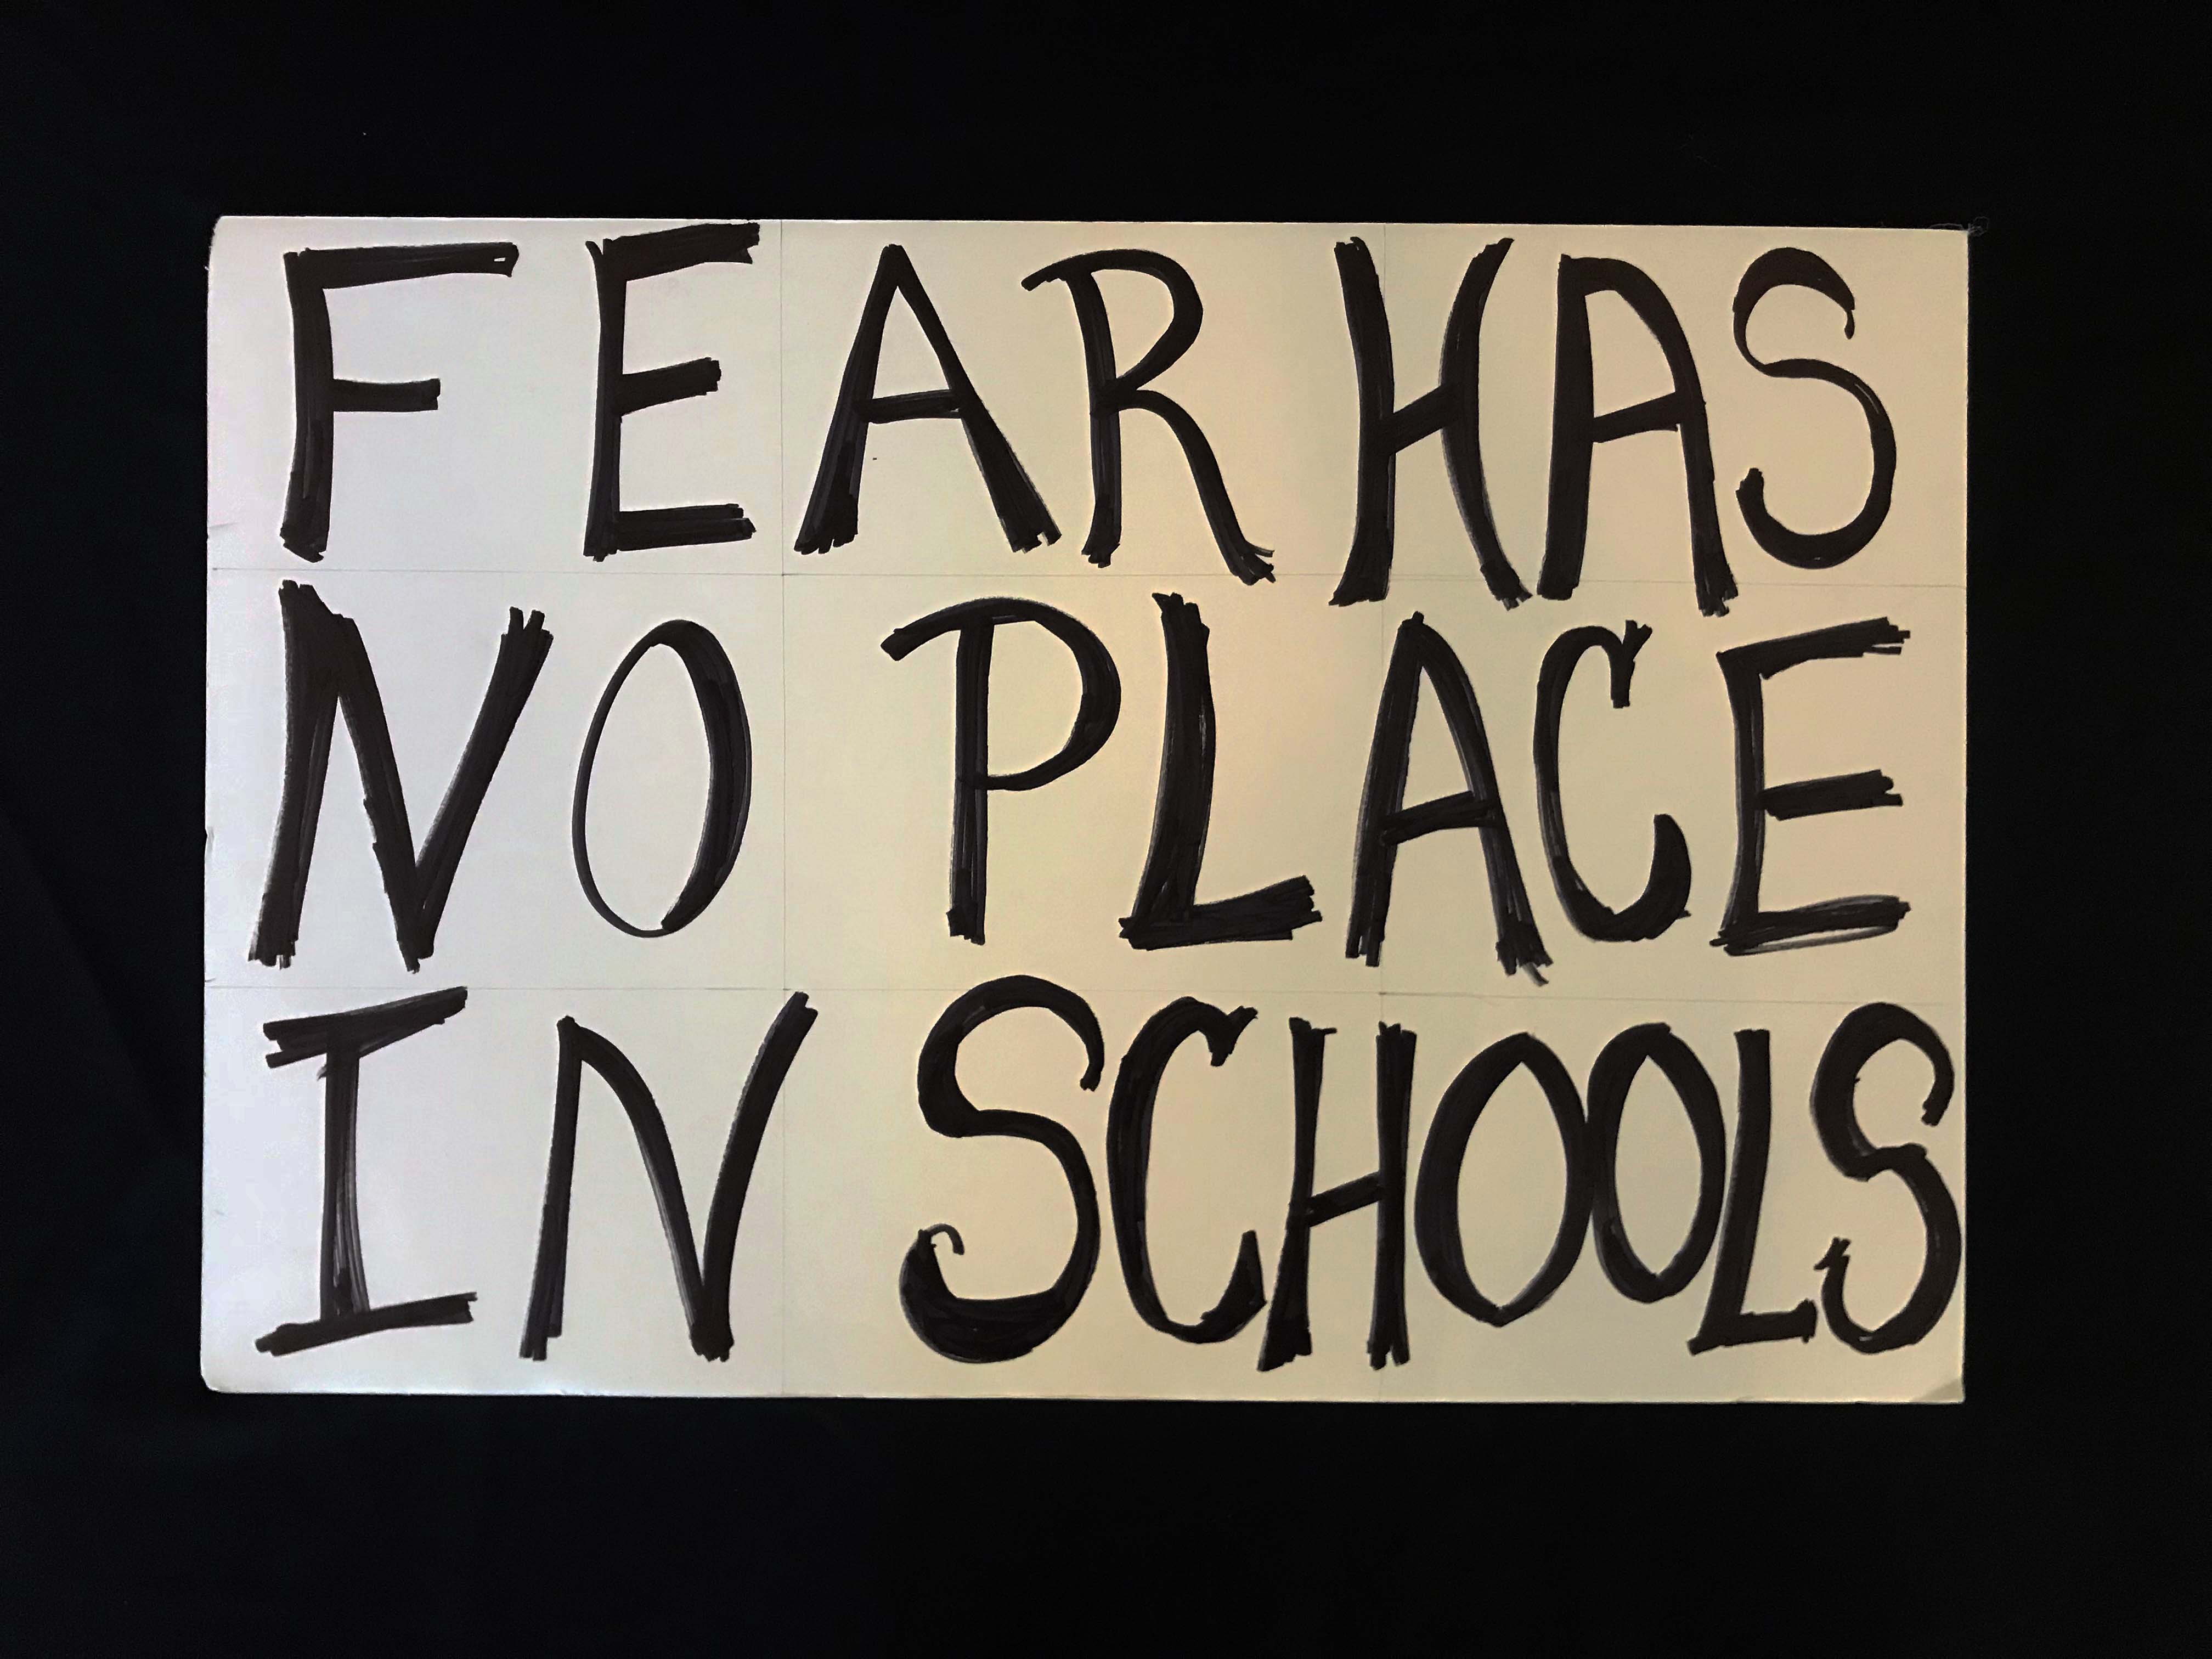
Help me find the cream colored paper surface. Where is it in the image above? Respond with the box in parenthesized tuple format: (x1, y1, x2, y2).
(206, 219, 1965, 1399)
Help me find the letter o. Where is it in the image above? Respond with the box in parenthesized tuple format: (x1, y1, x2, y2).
(1414, 1034, 1590, 1325)
(1585, 1024, 1727, 1302)
(572, 619, 750, 937)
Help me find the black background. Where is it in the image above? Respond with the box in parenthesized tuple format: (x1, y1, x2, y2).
(0, 9, 2190, 1651)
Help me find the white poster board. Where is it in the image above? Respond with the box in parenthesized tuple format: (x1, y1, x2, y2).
(206, 219, 1965, 1399)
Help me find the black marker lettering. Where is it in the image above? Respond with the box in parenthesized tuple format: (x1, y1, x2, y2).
(1257, 1020, 1413, 1372)
(1688, 1030, 1818, 1353)
(1541, 257, 1734, 616)
(881, 600, 1121, 944)
(280, 241, 518, 560)
(1413, 1032, 1590, 1325)
(797, 244, 1057, 555)
(1810, 1003, 1960, 1354)
(1533, 622, 1692, 941)
(1121, 592, 1320, 949)
(1105, 998, 1267, 1344)
(571, 619, 751, 938)
(583, 222, 762, 559)
(1331, 236, 1525, 607)
(899, 976, 1105, 1363)
(1585, 1024, 1726, 1302)
(1716, 617, 1911, 955)
(520, 992, 817, 1361)
(249, 582, 551, 971)
(255, 988, 476, 1356)
(1023, 250, 1272, 583)
(1347, 612, 1548, 980)
(1734, 249, 1896, 568)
